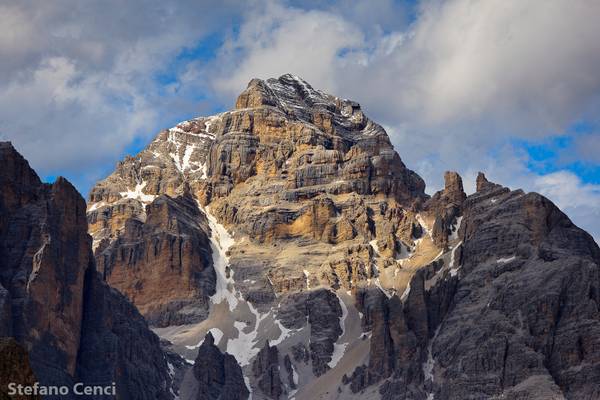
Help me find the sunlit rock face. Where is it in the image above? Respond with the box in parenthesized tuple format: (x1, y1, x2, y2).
(87, 75, 600, 400)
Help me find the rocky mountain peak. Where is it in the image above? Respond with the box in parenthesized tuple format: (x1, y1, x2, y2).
(236, 74, 367, 133)
(82, 76, 600, 400)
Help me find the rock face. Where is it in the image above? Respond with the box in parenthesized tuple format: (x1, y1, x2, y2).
(252, 341, 283, 400)
(193, 332, 249, 400)
(347, 176, 600, 400)
(95, 191, 215, 327)
(88, 74, 430, 320)
(0, 337, 40, 400)
(0, 142, 176, 399)
(425, 177, 600, 400)
(425, 171, 466, 250)
(85, 75, 600, 399)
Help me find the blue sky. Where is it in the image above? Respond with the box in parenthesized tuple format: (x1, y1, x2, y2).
(1, 0, 599, 241)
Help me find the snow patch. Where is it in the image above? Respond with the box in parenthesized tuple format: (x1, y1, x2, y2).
(185, 327, 224, 350)
(303, 269, 310, 289)
(449, 241, 463, 277)
(181, 145, 194, 171)
(87, 201, 106, 211)
(292, 364, 299, 386)
(328, 293, 349, 368)
(119, 181, 156, 204)
(227, 302, 268, 366)
(199, 202, 239, 312)
(416, 214, 432, 237)
(423, 327, 440, 400)
(203, 115, 220, 133)
(449, 216, 463, 241)
(497, 256, 516, 264)
(271, 317, 293, 346)
(400, 281, 411, 301)
(369, 239, 380, 256)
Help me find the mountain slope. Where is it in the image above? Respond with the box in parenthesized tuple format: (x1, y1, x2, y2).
(87, 75, 600, 400)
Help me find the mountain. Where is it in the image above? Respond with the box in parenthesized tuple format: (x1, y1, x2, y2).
(55, 74, 600, 399)
(0, 142, 180, 399)
(1, 74, 598, 400)
(86, 74, 600, 400)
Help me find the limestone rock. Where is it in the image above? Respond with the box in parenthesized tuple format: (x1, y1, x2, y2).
(307, 289, 344, 376)
(351, 181, 600, 399)
(0, 142, 176, 399)
(81, 76, 600, 400)
(87, 74, 430, 323)
(192, 332, 249, 400)
(252, 341, 283, 400)
(283, 354, 296, 390)
(95, 192, 215, 327)
(425, 171, 466, 249)
(76, 268, 175, 400)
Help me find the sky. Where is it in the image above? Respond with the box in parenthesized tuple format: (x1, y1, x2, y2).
(1, 0, 599, 242)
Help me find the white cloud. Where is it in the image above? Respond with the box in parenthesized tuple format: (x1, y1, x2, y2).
(573, 133, 600, 163)
(0, 0, 240, 193)
(533, 171, 600, 242)
(207, 0, 600, 131)
(210, 2, 364, 100)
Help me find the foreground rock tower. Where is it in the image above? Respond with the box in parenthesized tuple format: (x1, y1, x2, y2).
(87, 75, 600, 399)
(0, 142, 178, 399)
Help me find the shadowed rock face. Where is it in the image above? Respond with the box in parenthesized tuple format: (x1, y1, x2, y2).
(0, 142, 89, 381)
(84, 76, 600, 400)
(252, 341, 283, 400)
(425, 171, 466, 250)
(0, 142, 177, 399)
(192, 332, 249, 400)
(0, 338, 40, 400)
(426, 178, 600, 400)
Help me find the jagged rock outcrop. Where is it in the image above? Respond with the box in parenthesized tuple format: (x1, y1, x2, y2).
(75, 267, 178, 399)
(426, 176, 600, 400)
(0, 142, 175, 399)
(192, 332, 249, 400)
(425, 171, 466, 249)
(275, 288, 344, 376)
(252, 341, 284, 399)
(283, 354, 296, 390)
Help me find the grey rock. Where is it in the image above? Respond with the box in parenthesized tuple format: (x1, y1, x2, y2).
(192, 332, 249, 400)
(252, 341, 283, 400)
(0, 142, 176, 399)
